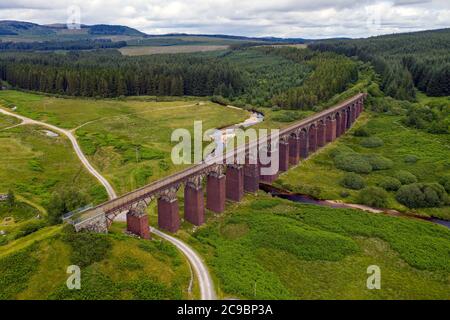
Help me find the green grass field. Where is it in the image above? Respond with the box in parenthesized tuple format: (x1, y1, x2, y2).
(0, 114, 19, 129)
(0, 90, 249, 195)
(275, 109, 450, 219)
(0, 124, 107, 207)
(183, 194, 450, 299)
(0, 225, 194, 300)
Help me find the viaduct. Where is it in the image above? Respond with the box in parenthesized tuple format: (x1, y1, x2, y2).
(71, 93, 366, 238)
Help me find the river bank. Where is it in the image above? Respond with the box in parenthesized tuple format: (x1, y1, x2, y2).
(259, 183, 450, 229)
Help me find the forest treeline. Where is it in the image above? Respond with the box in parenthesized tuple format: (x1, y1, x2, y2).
(310, 28, 450, 100)
(0, 47, 359, 111)
(0, 50, 245, 97)
(0, 39, 127, 51)
(260, 47, 359, 110)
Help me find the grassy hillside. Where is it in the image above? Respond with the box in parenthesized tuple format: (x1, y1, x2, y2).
(0, 225, 194, 300)
(0, 123, 107, 207)
(0, 90, 249, 195)
(183, 194, 450, 299)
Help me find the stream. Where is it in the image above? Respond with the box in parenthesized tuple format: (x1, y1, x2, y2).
(260, 184, 450, 229)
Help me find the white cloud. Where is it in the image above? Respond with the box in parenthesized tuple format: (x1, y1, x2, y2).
(0, 0, 448, 38)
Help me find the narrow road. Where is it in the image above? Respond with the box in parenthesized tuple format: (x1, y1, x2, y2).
(151, 227, 216, 300)
(0, 105, 216, 300)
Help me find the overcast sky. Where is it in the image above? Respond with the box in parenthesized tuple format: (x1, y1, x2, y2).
(1, 0, 449, 38)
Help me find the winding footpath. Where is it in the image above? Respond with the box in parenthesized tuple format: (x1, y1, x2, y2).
(0, 106, 216, 300)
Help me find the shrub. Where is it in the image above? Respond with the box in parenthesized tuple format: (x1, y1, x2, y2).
(396, 183, 449, 208)
(438, 176, 450, 193)
(46, 188, 89, 225)
(272, 111, 307, 123)
(329, 145, 355, 159)
(404, 155, 419, 164)
(339, 190, 350, 198)
(14, 220, 47, 239)
(334, 153, 372, 174)
(363, 154, 394, 170)
(361, 137, 384, 148)
(357, 187, 389, 208)
(340, 173, 366, 190)
(376, 176, 402, 191)
(62, 229, 112, 268)
(353, 127, 370, 137)
(394, 170, 418, 185)
(211, 95, 230, 106)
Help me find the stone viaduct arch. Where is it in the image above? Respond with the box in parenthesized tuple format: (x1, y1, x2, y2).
(72, 93, 366, 237)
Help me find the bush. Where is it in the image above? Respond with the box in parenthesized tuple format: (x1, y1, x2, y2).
(376, 176, 402, 191)
(438, 176, 450, 193)
(211, 95, 230, 106)
(46, 188, 89, 225)
(340, 173, 366, 190)
(360, 137, 384, 148)
(14, 220, 47, 239)
(404, 155, 419, 164)
(396, 183, 449, 208)
(339, 190, 350, 198)
(62, 229, 112, 268)
(334, 153, 372, 174)
(329, 145, 355, 159)
(394, 170, 418, 185)
(353, 127, 370, 137)
(363, 154, 394, 170)
(357, 187, 389, 208)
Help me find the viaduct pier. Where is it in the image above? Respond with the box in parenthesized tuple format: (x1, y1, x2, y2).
(71, 93, 366, 237)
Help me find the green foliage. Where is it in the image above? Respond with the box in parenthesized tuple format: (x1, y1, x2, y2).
(0, 244, 39, 299)
(210, 95, 230, 106)
(311, 29, 450, 99)
(0, 199, 40, 222)
(133, 165, 153, 186)
(394, 170, 418, 185)
(158, 159, 170, 172)
(50, 269, 182, 300)
(6, 189, 15, 208)
(0, 50, 244, 98)
(438, 175, 450, 193)
(334, 152, 372, 174)
(396, 183, 449, 208)
(404, 155, 419, 164)
(223, 47, 311, 107)
(191, 195, 450, 299)
(62, 229, 112, 268)
(340, 173, 366, 190)
(360, 136, 384, 148)
(28, 159, 43, 172)
(357, 186, 389, 208)
(271, 110, 309, 122)
(363, 154, 393, 170)
(353, 126, 370, 137)
(270, 49, 358, 110)
(376, 176, 402, 191)
(14, 220, 47, 239)
(403, 102, 449, 134)
(46, 187, 89, 225)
